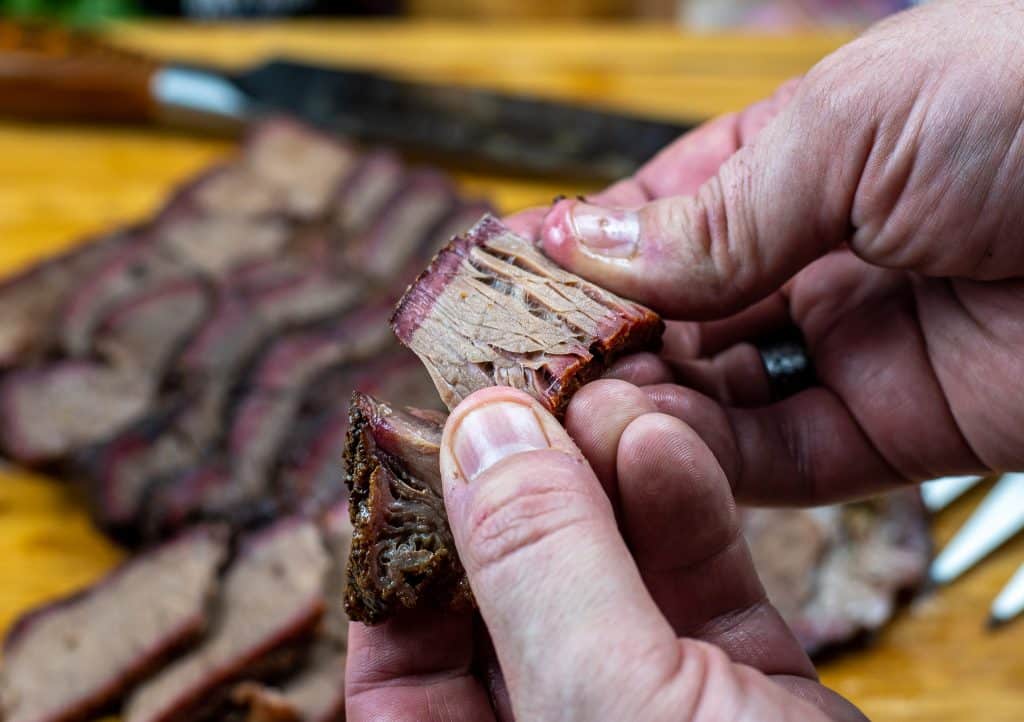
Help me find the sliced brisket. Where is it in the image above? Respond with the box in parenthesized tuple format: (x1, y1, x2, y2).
(0, 526, 228, 722)
(331, 149, 404, 238)
(343, 169, 456, 280)
(0, 230, 132, 368)
(94, 276, 210, 375)
(392, 215, 664, 416)
(231, 501, 351, 722)
(744, 492, 931, 655)
(0, 362, 151, 465)
(57, 239, 190, 358)
(344, 392, 468, 624)
(123, 518, 329, 722)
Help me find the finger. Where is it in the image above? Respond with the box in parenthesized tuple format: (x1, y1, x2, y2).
(345, 609, 496, 722)
(538, 77, 867, 318)
(565, 383, 813, 676)
(642, 383, 905, 504)
(439, 387, 677, 718)
(671, 344, 772, 407)
(565, 379, 659, 495)
(603, 352, 676, 386)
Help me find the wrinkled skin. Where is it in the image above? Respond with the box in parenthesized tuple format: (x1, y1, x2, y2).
(347, 1, 1024, 719)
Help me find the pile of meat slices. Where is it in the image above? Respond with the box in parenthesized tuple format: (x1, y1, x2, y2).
(0, 121, 931, 722)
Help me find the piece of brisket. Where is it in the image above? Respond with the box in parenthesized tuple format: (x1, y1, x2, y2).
(344, 392, 468, 624)
(743, 493, 931, 655)
(391, 215, 663, 416)
(0, 362, 152, 465)
(123, 518, 329, 722)
(229, 501, 353, 722)
(0, 526, 228, 722)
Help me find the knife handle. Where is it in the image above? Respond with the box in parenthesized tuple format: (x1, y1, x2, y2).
(0, 22, 160, 123)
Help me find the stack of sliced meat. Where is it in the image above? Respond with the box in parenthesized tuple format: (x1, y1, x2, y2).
(1, 507, 353, 722)
(0, 118, 488, 543)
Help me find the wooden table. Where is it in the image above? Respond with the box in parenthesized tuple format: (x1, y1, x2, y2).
(1, 22, 1021, 722)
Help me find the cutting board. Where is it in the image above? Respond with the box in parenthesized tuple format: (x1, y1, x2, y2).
(1, 21, 1022, 722)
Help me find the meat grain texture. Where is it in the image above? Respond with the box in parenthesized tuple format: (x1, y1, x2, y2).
(392, 215, 664, 417)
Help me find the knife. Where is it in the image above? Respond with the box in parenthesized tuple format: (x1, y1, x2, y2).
(0, 22, 695, 180)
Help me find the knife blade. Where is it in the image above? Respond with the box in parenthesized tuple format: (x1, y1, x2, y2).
(0, 22, 695, 180)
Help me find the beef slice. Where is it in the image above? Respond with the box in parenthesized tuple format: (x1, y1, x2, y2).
(391, 215, 663, 417)
(0, 362, 152, 464)
(123, 518, 329, 722)
(0, 526, 228, 722)
(743, 492, 931, 655)
(343, 392, 468, 624)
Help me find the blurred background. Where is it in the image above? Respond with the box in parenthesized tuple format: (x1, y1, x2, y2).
(0, 0, 918, 28)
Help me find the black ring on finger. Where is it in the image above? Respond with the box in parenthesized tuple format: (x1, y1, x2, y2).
(755, 328, 816, 401)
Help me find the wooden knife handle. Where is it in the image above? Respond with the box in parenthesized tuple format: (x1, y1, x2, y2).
(0, 22, 161, 123)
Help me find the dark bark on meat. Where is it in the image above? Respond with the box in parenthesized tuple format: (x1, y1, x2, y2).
(392, 215, 664, 417)
(123, 518, 329, 722)
(743, 492, 931, 656)
(74, 403, 192, 537)
(0, 526, 228, 722)
(344, 392, 469, 624)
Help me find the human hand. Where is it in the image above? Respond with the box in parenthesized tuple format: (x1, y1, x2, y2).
(346, 385, 867, 721)
(513, 0, 1024, 506)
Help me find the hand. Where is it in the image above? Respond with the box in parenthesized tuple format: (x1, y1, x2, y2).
(346, 385, 867, 721)
(514, 0, 1024, 505)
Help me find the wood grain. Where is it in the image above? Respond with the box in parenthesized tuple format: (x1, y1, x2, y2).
(0, 21, 1021, 722)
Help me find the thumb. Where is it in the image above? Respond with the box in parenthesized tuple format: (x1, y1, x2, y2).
(539, 81, 870, 319)
(439, 387, 677, 720)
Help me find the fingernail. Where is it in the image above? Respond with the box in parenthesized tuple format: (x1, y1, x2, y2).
(452, 402, 550, 481)
(569, 202, 639, 258)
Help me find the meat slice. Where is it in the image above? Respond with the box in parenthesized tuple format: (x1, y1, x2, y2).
(243, 119, 358, 221)
(0, 230, 132, 368)
(124, 518, 329, 722)
(392, 215, 663, 416)
(342, 170, 456, 279)
(94, 277, 210, 375)
(0, 362, 151, 464)
(332, 149, 404, 238)
(231, 502, 352, 722)
(249, 302, 395, 392)
(344, 392, 468, 624)
(159, 215, 292, 276)
(0, 526, 228, 722)
(744, 492, 931, 655)
(57, 240, 189, 358)
(78, 405, 194, 535)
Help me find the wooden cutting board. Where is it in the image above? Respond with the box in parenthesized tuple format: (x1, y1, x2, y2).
(1, 21, 1021, 722)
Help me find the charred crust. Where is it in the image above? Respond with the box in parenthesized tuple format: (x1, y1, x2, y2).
(343, 392, 472, 624)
